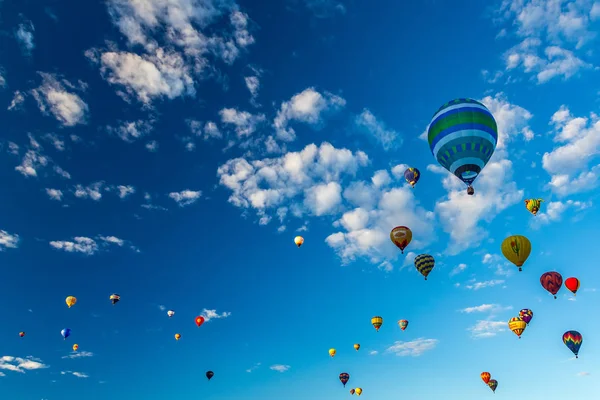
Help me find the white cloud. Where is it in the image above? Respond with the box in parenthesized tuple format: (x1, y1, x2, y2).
(7, 90, 25, 111)
(31, 73, 88, 126)
(385, 338, 438, 357)
(269, 364, 290, 372)
(74, 182, 104, 201)
(530, 199, 592, 228)
(0, 230, 19, 251)
(49, 235, 132, 255)
(62, 351, 93, 359)
(542, 106, 600, 196)
(0, 356, 48, 373)
(15, 21, 35, 55)
(169, 190, 202, 206)
(355, 109, 400, 150)
(61, 370, 89, 378)
(187, 119, 222, 140)
(430, 94, 529, 254)
(45, 188, 64, 201)
(117, 185, 136, 199)
(459, 304, 511, 314)
(108, 120, 153, 142)
(467, 320, 506, 338)
(303, 0, 346, 18)
(449, 263, 467, 276)
(199, 308, 231, 322)
(465, 279, 505, 290)
(219, 108, 265, 138)
(369, 350, 378, 355)
(42, 133, 66, 151)
(246, 362, 261, 373)
(273, 87, 346, 141)
(578, 371, 591, 376)
(245, 75, 259, 98)
(146, 140, 159, 152)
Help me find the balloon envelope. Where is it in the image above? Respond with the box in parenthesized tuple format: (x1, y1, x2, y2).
(206, 371, 214, 380)
(540, 272, 563, 298)
(488, 379, 498, 392)
(414, 254, 435, 280)
(371, 316, 383, 331)
(294, 236, 304, 247)
(404, 167, 420, 187)
(563, 331, 583, 358)
(480, 372, 491, 384)
(501, 235, 531, 271)
(61, 328, 71, 339)
(565, 277, 580, 295)
(390, 226, 412, 254)
(519, 309, 533, 324)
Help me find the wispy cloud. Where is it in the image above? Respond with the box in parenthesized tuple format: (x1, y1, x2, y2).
(578, 372, 590, 376)
(459, 304, 512, 314)
(270, 364, 290, 372)
(199, 309, 231, 322)
(385, 338, 438, 357)
(62, 351, 93, 359)
(61, 370, 89, 378)
(246, 362, 261, 373)
(467, 320, 506, 338)
(465, 279, 505, 290)
(0, 230, 20, 251)
(0, 356, 48, 373)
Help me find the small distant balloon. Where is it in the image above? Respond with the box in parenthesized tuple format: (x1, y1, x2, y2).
(350, 389, 355, 395)
(355, 388, 363, 396)
(294, 236, 304, 247)
(19, 332, 25, 338)
(371, 316, 383, 332)
(167, 310, 175, 318)
(398, 319, 409, 331)
(73, 344, 79, 352)
(404, 167, 420, 188)
(480, 372, 491, 385)
(519, 309, 533, 325)
(206, 371, 214, 380)
(565, 277, 580, 296)
(501, 235, 531, 271)
(488, 379, 498, 393)
(414, 254, 435, 280)
(329, 348, 336, 358)
(353, 343, 360, 351)
(390, 226, 412, 254)
(508, 317, 526, 339)
(524, 198, 544, 216)
(339, 372, 350, 387)
(540, 271, 563, 299)
(195, 316, 205, 327)
(109, 294, 120, 305)
(174, 333, 181, 341)
(563, 331, 583, 358)
(61, 328, 71, 340)
(65, 296, 77, 308)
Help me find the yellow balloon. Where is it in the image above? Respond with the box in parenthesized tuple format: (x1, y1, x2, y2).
(355, 388, 363, 395)
(329, 348, 336, 357)
(501, 235, 531, 271)
(508, 317, 527, 338)
(175, 333, 181, 341)
(353, 343, 360, 351)
(65, 296, 77, 308)
(73, 344, 79, 352)
(294, 236, 304, 247)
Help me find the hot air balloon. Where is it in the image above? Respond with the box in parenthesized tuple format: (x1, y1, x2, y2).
(540, 271, 563, 299)
(390, 226, 412, 254)
(565, 277, 580, 296)
(73, 344, 79, 352)
(174, 333, 181, 341)
(294, 236, 304, 247)
(355, 388, 363, 396)
(427, 98, 498, 195)
(19, 332, 25, 338)
(488, 379, 498, 393)
(206, 371, 214, 380)
(519, 309, 533, 325)
(195, 316, 205, 327)
(398, 319, 409, 331)
(404, 167, 420, 188)
(371, 316, 383, 332)
(524, 199, 544, 216)
(501, 235, 531, 271)
(109, 294, 120, 305)
(329, 348, 336, 358)
(339, 372, 350, 387)
(508, 317, 526, 339)
(353, 344, 360, 351)
(414, 254, 435, 280)
(563, 331, 583, 358)
(61, 328, 71, 340)
(480, 372, 491, 385)
(350, 389, 355, 395)
(65, 296, 77, 308)
(167, 310, 175, 318)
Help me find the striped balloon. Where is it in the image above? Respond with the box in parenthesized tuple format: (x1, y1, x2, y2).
(427, 98, 498, 194)
(563, 330, 583, 358)
(414, 254, 435, 280)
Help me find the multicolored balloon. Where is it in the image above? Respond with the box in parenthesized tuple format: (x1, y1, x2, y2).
(294, 236, 304, 247)
(73, 344, 79, 352)
(398, 319, 409, 331)
(519, 309, 533, 325)
(524, 198, 544, 216)
(329, 348, 336, 358)
(371, 316, 383, 332)
(414, 254, 435, 280)
(565, 277, 580, 296)
(19, 331, 25, 338)
(427, 98, 498, 195)
(61, 328, 71, 340)
(390, 226, 412, 254)
(206, 371, 214, 380)
(508, 317, 526, 339)
(563, 331, 583, 358)
(404, 167, 420, 188)
(488, 379, 498, 393)
(167, 310, 175, 318)
(353, 343, 360, 351)
(501, 235, 531, 271)
(109, 294, 120, 305)
(480, 372, 491, 385)
(339, 372, 350, 387)
(65, 296, 77, 308)
(540, 271, 563, 299)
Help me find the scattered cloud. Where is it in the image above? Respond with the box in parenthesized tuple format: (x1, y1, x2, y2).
(0, 230, 20, 251)
(45, 188, 64, 201)
(0, 356, 48, 373)
(467, 320, 506, 338)
(117, 185, 136, 199)
(449, 263, 467, 276)
(107, 120, 154, 142)
(385, 338, 438, 357)
(355, 109, 400, 150)
(15, 20, 35, 55)
(49, 235, 135, 255)
(270, 364, 290, 372)
(459, 304, 511, 314)
(578, 372, 590, 376)
(199, 308, 231, 322)
(246, 362, 261, 373)
(168, 190, 202, 206)
(62, 351, 93, 359)
(219, 108, 266, 138)
(369, 350, 378, 355)
(465, 279, 505, 290)
(531, 199, 592, 228)
(31, 73, 88, 127)
(61, 371, 89, 378)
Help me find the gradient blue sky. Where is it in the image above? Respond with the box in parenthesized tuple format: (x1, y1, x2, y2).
(1, 0, 600, 399)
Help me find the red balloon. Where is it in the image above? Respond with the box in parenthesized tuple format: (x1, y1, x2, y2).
(195, 316, 205, 327)
(565, 277, 580, 296)
(540, 271, 563, 299)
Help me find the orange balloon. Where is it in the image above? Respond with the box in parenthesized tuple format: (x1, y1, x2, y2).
(481, 372, 491, 384)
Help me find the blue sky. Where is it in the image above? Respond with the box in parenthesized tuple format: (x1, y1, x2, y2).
(1, 0, 600, 399)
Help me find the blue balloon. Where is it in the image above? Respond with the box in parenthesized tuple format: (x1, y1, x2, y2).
(61, 328, 71, 340)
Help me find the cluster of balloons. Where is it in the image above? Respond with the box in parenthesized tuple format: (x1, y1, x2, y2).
(481, 372, 498, 393)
